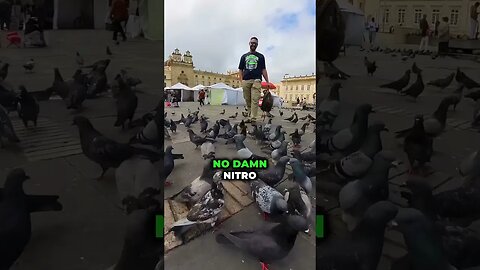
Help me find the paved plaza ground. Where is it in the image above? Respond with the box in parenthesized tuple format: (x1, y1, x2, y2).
(318, 47, 480, 269)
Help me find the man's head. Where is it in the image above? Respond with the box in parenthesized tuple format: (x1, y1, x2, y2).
(249, 37, 258, 52)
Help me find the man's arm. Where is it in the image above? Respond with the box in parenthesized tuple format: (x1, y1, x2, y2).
(238, 69, 243, 81)
(262, 69, 269, 84)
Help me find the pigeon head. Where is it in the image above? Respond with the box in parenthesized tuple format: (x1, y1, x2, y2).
(360, 201, 398, 228)
(210, 182, 225, 199)
(373, 150, 399, 169)
(187, 129, 194, 134)
(390, 207, 429, 233)
(165, 145, 173, 154)
(287, 158, 300, 166)
(4, 168, 30, 194)
(278, 156, 290, 165)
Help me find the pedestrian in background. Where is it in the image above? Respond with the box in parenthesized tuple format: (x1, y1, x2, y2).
(110, 0, 128, 45)
(419, 14, 430, 52)
(470, 2, 480, 39)
(198, 89, 205, 106)
(437, 16, 450, 56)
(367, 17, 379, 51)
(0, 0, 12, 30)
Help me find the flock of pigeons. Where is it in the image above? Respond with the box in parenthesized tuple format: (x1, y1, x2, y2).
(0, 51, 163, 270)
(164, 98, 317, 270)
(317, 47, 480, 270)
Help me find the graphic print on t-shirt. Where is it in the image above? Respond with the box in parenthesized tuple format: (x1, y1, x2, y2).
(245, 54, 259, 70)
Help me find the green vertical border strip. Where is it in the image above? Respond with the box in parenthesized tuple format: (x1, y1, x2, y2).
(156, 215, 164, 238)
(316, 215, 324, 238)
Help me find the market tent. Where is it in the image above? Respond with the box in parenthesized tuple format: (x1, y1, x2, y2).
(207, 83, 235, 105)
(233, 88, 246, 106)
(139, 0, 163, 41)
(271, 92, 282, 107)
(224, 88, 246, 105)
(192, 84, 206, 90)
(337, 0, 365, 46)
(165, 83, 195, 102)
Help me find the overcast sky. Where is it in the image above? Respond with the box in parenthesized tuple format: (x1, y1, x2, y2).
(165, 0, 315, 83)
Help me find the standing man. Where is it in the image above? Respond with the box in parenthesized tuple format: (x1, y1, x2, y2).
(238, 37, 269, 124)
(471, 2, 480, 39)
(367, 17, 378, 50)
(198, 89, 205, 106)
(110, 0, 128, 45)
(419, 14, 430, 52)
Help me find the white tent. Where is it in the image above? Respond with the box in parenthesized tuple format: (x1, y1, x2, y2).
(223, 88, 246, 106)
(270, 92, 282, 108)
(337, 0, 365, 46)
(206, 83, 236, 105)
(192, 84, 206, 90)
(165, 83, 196, 102)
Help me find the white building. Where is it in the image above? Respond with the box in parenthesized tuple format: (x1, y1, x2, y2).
(356, 0, 475, 36)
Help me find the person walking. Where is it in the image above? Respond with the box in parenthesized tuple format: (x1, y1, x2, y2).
(471, 2, 480, 39)
(367, 17, 379, 50)
(110, 0, 128, 45)
(238, 36, 269, 124)
(437, 16, 450, 56)
(0, 0, 12, 30)
(419, 14, 430, 52)
(198, 89, 205, 106)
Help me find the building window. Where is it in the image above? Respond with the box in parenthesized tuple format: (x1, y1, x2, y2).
(295, 85, 298, 90)
(432, 9, 440, 24)
(301, 85, 304, 90)
(398, 8, 405, 24)
(383, 9, 390, 24)
(181, 70, 184, 73)
(289, 94, 293, 101)
(202, 75, 204, 78)
(450, 9, 459, 25)
(414, 9, 422, 24)
(307, 84, 310, 90)
(195, 75, 198, 77)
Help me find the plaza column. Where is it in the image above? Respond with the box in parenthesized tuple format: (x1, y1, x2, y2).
(53, 0, 58, 30)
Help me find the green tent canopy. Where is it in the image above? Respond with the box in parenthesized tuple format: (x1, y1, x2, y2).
(139, 0, 163, 41)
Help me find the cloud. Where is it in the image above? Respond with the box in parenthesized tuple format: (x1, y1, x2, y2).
(165, 0, 315, 83)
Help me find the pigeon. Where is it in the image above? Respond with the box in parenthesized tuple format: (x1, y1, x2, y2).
(201, 141, 215, 160)
(401, 178, 480, 227)
(339, 151, 398, 230)
(290, 113, 298, 123)
(242, 111, 249, 117)
(66, 69, 88, 110)
(401, 71, 424, 101)
(114, 76, 138, 129)
(457, 149, 480, 181)
(220, 109, 225, 115)
(16, 85, 39, 128)
(403, 115, 434, 174)
(411, 62, 422, 74)
(250, 180, 288, 220)
(260, 89, 274, 120)
(288, 158, 312, 194)
(115, 156, 161, 201)
(319, 104, 374, 155)
(271, 141, 288, 161)
(284, 184, 312, 225)
(51, 68, 70, 99)
(291, 148, 316, 164)
(173, 160, 222, 206)
(269, 130, 286, 150)
(0, 63, 9, 81)
(114, 188, 162, 270)
(284, 113, 296, 121)
(256, 156, 290, 186)
(23, 59, 34, 73)
(0, 104, 20, 147)
(234, 134, 265, 160)
(332, 122, 388, 180)
(0, 169, 62, 270)
(440, 224, 480, 269)
(456, 68, 480, 89)
(106, 46, 113, 56)
(316, 83, 342, 129)
(130, 112, 155, 128)
(206, 121, 220, 140)
(85, 59, 110, 98)
(72, 116, 160, 179)
(170, 182, 225, 242)
(324, 62, 350, 80)
(169, 119, 177, 133)
(298, 123, 309, 135)
(279, 110, 283, 117)
(427, 73, 455, 89)
(445, 84, 464, 111)
(395, 97, 452, 138)
(364, 56, 377, 76)
(130, 112, 162, 148)
(228, 112, 238, 119)
(390, 208, 456, 270)
(289, 129, 302, 146)
(184, 115, 193, 128)
(0, 85, 18, 112)
(316, 201, 398, 270)
(164, 146, 184, 186)
(216, 214, 308, 270)
(380, 70, 411, 92)
(75, 51, 84, 66)
(120, 69, 142, 89)
(200, 118, 208, 133)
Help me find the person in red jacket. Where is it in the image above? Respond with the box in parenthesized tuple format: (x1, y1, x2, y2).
(110, 0, 128, 44)
(198, 89, 206, 106)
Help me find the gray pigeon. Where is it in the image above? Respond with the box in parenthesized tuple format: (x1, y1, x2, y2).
(170, 182, 225, 241)
(16, 85, 39, 128)
(427, 73, 455, 89)
(288, 158, 313, 194)
(114, 76, 138, 130)
(164, 146, 184, 186)
(0, 104, 19, 147)
(216, 214, 308, 270)
(317, 201, 398, 270)
(200, 117, 208, 133)
(115, 156, 160, 201)
(201, 141, 215, 160)
(0, 169, 63, 270)
(130, 112, 162, 148)
(66, 69, 87, 110)
(333, 122, 388, 180)
(174, 160, 222, 206)
(400, 71, 424, 101)
(271, 141, 288, 161)
(250, 180, 288, 220)
(390, 208, 457, 270)
(188, 129, 215, 148)
(339, 151, 398, 230)
(444, 84, 464, 111)
(234, 134, 265, 160)
(380, 70, 411, 92)
(319, 103, 374, 155)
(458, 149, 480, 180)
(256, 156, 289, 187)
(284, 185, 312, 232)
